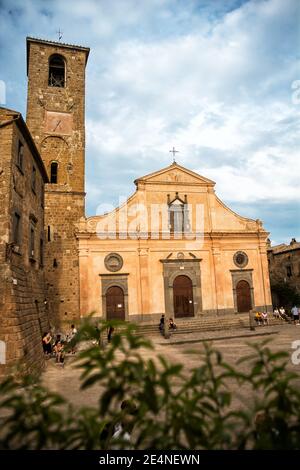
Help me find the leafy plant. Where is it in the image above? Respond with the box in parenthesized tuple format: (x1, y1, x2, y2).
(0, 319, 299, 449)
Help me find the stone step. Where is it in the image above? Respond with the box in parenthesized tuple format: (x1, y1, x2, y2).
(135, 316, 284, 336)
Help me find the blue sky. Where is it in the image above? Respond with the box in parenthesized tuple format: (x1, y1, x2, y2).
(0, 0, 299, 245)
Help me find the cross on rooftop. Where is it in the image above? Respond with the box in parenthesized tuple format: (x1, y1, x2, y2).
(56, 29, 63, 41)
(169, 147, 179, 163)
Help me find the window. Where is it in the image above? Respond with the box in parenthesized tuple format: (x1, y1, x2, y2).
(41, 182, 44, 207)
(50, 162, 58, 184)
(48, 54, 65, 87)
(47, 226, 51, 242)
(168, 193, 190, 237)
(31, 166, 36, 192)
(169, 199, 185, 234)
(29, 218, 37, 260)
(29, 223, 35, 259)
(287, 265, 292, 277)
(13, 213, 21, 246)
(17, 141, 24, 171)
(40, 238, 44, 267)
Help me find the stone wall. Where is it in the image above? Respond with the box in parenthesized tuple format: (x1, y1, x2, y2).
(268, 239, 300, 305)
(44, 192, 84, 327)
(0, 109, 49, 377)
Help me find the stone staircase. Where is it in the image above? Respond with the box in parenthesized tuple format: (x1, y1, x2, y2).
(135, 315, 284, 337)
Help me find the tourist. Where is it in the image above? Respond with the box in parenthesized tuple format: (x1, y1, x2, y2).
(261, 311, 268, 326)
(55, 334, 61, 344)
(69, 324, 77, 338)
(158, 315, 165, 334)
(42, 332, 52, 355)
(273, 307, 280, 318)
(279, 306, 288, 321)
(169, 318, 177, 330)
(291, 305, 300, 325)
(68, 324, 77, 354)
(54, 340, 65, 365)
(107, 326, 114, 343)
(112, 400, 138, 447)
(99, 399, 138, 448)
(254, 311, 262, 325)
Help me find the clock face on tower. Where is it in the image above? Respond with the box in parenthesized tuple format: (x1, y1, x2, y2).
(44, 110, 73, 135)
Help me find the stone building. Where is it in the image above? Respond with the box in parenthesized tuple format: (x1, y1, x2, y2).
(0, 107, 49, 375)
(77, 163, 272, 322)
(26, 37, 90, 326)
(268, 238, 300, 306)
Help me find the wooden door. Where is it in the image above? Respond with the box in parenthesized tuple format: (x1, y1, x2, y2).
(236, 280, 252, 313)
(106, 286, 125, 320)
(173, 275, 194, 318)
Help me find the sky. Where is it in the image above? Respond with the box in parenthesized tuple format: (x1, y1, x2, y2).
(0, 0, 299, 245)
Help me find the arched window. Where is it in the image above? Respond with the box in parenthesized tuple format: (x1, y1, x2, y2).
(168, 193, 190, 235)
(169, 199, 184, 234)
(48, 54, 65, 87)
(50, 162, 58, 184)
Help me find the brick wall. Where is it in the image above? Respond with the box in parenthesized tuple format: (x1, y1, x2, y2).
(0, 109, 49, 377)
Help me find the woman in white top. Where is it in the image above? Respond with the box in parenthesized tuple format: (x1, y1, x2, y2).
(273, 308, 279, 318)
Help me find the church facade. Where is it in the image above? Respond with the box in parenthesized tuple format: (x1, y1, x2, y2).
(77, 163, 272, 323)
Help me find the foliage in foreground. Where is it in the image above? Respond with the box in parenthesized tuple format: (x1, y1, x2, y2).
(0, 320, 299, 450)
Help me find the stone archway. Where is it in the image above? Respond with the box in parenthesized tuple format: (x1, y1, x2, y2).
(100, 274, 129, 321)
(106, 286, 125, 320)
(236, 280, 252, 313)
(231, 269, 255, 314)
(161, 256, 202, 318)
(173, 275, 194, 318)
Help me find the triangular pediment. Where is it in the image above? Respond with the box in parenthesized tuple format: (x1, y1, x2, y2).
(134, 163, 215, 187)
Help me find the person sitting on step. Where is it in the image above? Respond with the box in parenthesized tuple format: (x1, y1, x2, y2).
(54, 340, 65, 365)
(255, 311, 263, 325)
(261, 311, 269, 326)
(279, 306, 289, 321)
(169, 318, 177, 330)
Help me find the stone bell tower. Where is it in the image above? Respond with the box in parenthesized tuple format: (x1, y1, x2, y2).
(26, 37, 90, 326)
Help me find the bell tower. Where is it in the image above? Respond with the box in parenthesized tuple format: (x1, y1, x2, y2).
(26, 37, 90, 325)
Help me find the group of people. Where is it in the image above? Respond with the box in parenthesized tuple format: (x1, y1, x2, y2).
(273, 306, 300, 325)
(158, 315, 177, 334)
(42, 324, 77, 365)
(254, 306, 300, 326)
(254, 311, 269, 326)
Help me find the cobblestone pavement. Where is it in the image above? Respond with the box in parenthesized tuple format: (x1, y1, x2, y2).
(42, 324, 300, 409)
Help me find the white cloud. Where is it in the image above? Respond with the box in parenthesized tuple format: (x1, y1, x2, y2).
(1, 0, 299, 241)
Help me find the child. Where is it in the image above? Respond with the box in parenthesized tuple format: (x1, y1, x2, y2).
(54, 340, 65, 365)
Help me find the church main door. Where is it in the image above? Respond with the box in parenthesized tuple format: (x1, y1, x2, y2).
(236, 280, 252, 312)
(173, 275, 194, 318)
(106, 286, 125, 320)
